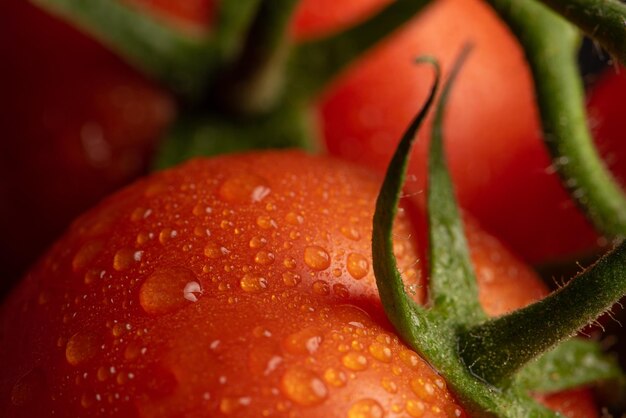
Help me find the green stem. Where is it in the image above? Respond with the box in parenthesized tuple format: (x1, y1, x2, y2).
(217, 0, 300, 114)
(427, 46, 485, 323)
(539, 0, 626, 65)
(372, 57, 440, 343)
(460, 240, 626, 386)
(287, 0, 432, 100)
(487, 0, 626, 241)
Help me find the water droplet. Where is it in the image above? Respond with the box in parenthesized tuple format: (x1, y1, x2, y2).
(368, 342, 392, 363)
(256, 215, 275, 229)
(72, 241, 103, 272)
(139, 267, 199, 315)
(323, 367, 347, 387)
(333, 283, 350, 298)
(219, 173, 269, 203)
(240, 274, 268, 293)
(183, 281, 203, 302)
(347, 253, 369, 280)
(406, 399, 427, 417)
(113, 248, 136, 271)
(66, 332, 100, 366)
(204, 242, 222, 259)
(381, 377, 398, 394)
(348, 399, 384, 418)
(340, 226, 361, 241)
(312, 280, 330, 295)
(111, 323, 130, 338)
(304, 246, 331, 270)
(282, 272, 301, 287)
(410, 378, 435, 399)
(280, 367, 328, 406)
(220, 396, 252, 415)
(159, 228, 177, 245)
(131, 207, 151, 221)
(254, 251, 275, 265)
(283, 328, 323, 355)
(97, 366, 110, 381)
(252, 185, 271, 202)
(249, 236, 267, 249)
(342, 352, 368, 371)
(399, 350, 421, 369)
(283, 257, 296, 269)
(285, 212, 304, 225)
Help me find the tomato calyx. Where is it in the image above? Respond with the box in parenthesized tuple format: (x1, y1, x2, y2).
(373, 50, 625, 416)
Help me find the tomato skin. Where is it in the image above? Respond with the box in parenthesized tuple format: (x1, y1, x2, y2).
(0, 151, 594, 417)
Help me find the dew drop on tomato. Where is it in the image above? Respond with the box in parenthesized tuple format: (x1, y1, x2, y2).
(285, 212, 304, 225)
(112, 248, 137, 271)
(348, 398, 385, 418)
(312, 280, 330, 295)
(406, 399, 427, 417)
(138, 266, 198, 314)
(249, 236, 267, 249)
(280, 367, 328, 406)
(204, 242, 221, 259)
(342, 352, 368, 371)
(65, 331, 100, 366)
(346, 252, 369, 280)
(254, 250, 275, 265)
(368, 342, 392, 363)
(410, 377, 436, 400)
(218, 173, 270, 203)
(304, 245, 331, 270)
(333, 283, 350, 298)
(239, 273, 268, 293)
(282, 271, 301, 287)
(381, 377, 398, 394)
(283, 328, 323, 355)
(183, 281, 202, 302)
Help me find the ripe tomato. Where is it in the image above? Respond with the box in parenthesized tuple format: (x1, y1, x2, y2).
(0, 152, 595, 417)
(319, 0, 622, 264)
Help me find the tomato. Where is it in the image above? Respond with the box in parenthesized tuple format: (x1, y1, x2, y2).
(0, 151, 595, 417)
(319, 0, 623, 264)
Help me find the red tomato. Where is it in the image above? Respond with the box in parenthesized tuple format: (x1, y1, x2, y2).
(318, 0, 622, 264)
(0, 152, 595, 417)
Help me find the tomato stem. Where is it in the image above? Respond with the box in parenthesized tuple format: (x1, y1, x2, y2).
(286, 0, 432, 100)
(539, 0, 626, 65)
(460, 240, 626, 385)
(216, 0, 299, 114)
(487, 0, 626, 242)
